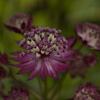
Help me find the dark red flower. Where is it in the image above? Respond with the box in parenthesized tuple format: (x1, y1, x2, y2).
(5, 13, 33, 34)
(3, 87, 29, 100)
(69, 53, 98, 78)
(0, 67, 6, 79)
(11, 27, 77, 80)
(69, 53, 87, 78)
(74, 83, 100, 100)
(75, 23, 100, 50)
(0, 52, 8, 65)
(83, 53, 98, 66)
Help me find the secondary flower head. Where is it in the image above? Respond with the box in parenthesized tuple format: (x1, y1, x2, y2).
(69, 53, 87, 78)
(0, 66, 6, 79)
(5, 13, 33, 34)
(83, 53, 98, 66)
(75, 23, 100, 50)
(11, 27, 77, 80)
(74, 83, 100, 100)
(0, 52, 9, 65)
(69, 53, 98, 78)
(3, 87, 29, 100)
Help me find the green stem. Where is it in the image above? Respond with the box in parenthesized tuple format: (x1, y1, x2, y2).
(37, 75, 44, 96)
(44, 78, 48, 100)
(49, 71, 67, 100)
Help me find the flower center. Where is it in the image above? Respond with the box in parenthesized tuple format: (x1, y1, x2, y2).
(18, 27, 68, 61)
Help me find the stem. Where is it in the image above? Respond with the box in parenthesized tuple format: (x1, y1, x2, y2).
(49, 71, 67, 100)
(37, 75, 44, 96)
(44, 78, 48, 100)
(49, 43, 84, 100)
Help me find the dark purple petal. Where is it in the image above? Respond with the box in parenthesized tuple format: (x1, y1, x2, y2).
(10, 55, 33, 62)
(27, 16, 33, 29)
(5, 25, 22, 33)
(12, 61, 33, 68)
(50, 59, 65, 72)
(67, 36, 76, 49)
(51, 59, 72, 69)
(28, 60, 42, 80)
(40, 61, 48, 80)
(46, 61, 58, 79)
(17, 60, 39, 74)
(53, 56, 78, 61)
(21, 22, 26, 30)
(61, 50, 77, 57)
(75, 24, 83, 35)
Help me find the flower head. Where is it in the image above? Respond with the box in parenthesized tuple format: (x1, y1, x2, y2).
(5, 13, 33, 34)
(83, 53, 98, 66)
(3, 87, 29, 100)
(69, 53, 98, 78)
(74, 83, 100, 100)
(11, 27, 77, 80)
(69, 53, 87, 78)
(75, 23, 100, 50)
(0, 66, 6, 79)
(0, 52, 8, 65)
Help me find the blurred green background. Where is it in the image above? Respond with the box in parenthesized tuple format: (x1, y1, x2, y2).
(0, 0, 100, 100)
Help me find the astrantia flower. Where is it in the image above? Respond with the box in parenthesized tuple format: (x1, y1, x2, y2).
(3, 87, 29, 100)
(75, 23, 100, 50)
(69, 53, 98, 78)
(83, 53, 98, 66)
(0, 67, 6, 79)
(74, 83, 100, 100)
(0, 52, 9, 65)
(5, 13, 33, 34)
(11, 27, 77, 80)
(69, 53, 87, 78)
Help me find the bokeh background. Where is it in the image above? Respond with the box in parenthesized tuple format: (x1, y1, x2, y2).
(0, 0, 100, 100)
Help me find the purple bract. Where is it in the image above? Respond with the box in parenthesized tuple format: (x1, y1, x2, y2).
(11, 27, 77, 80)
(75, 23, 100, 50)
(66, 36, 76, 49)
